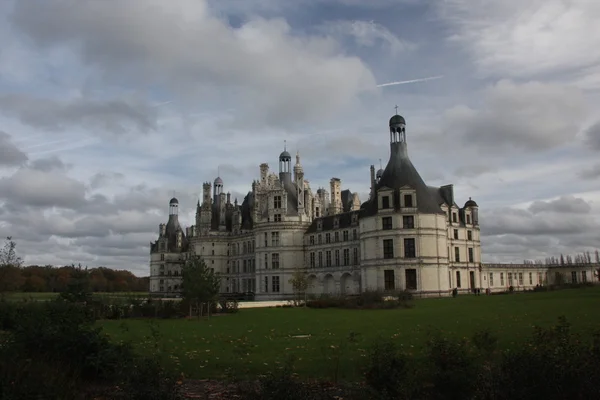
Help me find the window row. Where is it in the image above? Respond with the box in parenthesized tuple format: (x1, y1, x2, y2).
(382, 215, 414, 230)
(225, 277, 256, 293)
(383, 269, 417, 291)
(263, 275, 281, 293)
(449, 246, 475, 263)
(309, 229, 358, 245)
(452, 229, 474, 241)
(309, 248, 359, 268)
(229, 240, 255, 255)
(380, 193, 414, 210)
(227, 258, 256, 274)
(382, 238, 416, 259)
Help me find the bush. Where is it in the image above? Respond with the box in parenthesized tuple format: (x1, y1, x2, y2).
(363, 339, 412, 399)
(306, 291, 414, 310)
(0, 300, 182, 400)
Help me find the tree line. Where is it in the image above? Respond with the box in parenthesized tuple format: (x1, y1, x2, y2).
(0, 237, 148, 294)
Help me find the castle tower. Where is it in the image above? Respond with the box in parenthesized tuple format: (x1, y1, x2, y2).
(330, 178, 342, 214)
(294, 151, 305, 214)
(213, 176, 223, 204)
(279, 141, 292, 185)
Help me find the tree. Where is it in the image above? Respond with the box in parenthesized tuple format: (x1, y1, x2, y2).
(182, 256, 220, 318)
(288, 269, 309, 307)
(0, 237, 25, 295)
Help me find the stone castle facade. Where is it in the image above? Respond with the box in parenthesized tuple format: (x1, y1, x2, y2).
(149, 114, 599, 299)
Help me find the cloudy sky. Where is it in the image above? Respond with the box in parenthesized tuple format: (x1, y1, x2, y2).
(1, 0, 600, 275)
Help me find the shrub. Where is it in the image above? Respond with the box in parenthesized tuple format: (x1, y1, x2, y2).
(363, 339, 412, 400)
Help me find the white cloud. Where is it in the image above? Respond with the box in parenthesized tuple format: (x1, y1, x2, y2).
(438, 0, 600, 81)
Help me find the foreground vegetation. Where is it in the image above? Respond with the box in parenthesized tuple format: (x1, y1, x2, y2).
(2, 286, 600, 399)
(101, 286, 600, 382)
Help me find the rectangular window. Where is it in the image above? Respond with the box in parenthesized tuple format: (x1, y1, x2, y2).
(404, 238, 416, 258)
(335, 250, 340, 266)
(454, 247, 460, 262)
(310, 235, 315, 245)
(264, 254, 268, 269)
(500, 273, 504, 286)
(264, 232, 268, 247)
(325, 233, 331, 243)
(271, 253, 280, 269)
(454, 229, 459, 240)
(273, 214, 282, 222)
(468, 248, 474, 262)
(404, 194, 413, 207)
(243, 260, 247, 273)
(403, 215, 414, 229)
(467, 230, 472, 241)
(353, 248, 358, 265)
(318, 252, 323, 267)
(310, 252, 315, 268)
(571, 271, 577, 283)
(456, 271, 461, 288)
(264, 276, 268, 292)
(318, 234, 322, 244)
(466, 214, 471, 224)
(508, 273, 513, 286)
(274, 196, 282, 209)
(405, 269, 417, 290)
(343, 248, 350, 266)
(529, 272, 533, 285)
(271, 232, 280, 246)
(384, 270, 395, 291)
(582, 271, 587, 282)
(489, 273, 494, 286)
(382, 196, 390, 209)
(518, 272, 523, 285)
(382, 216, 393, 230)
(452, 212, 457, 223)
(272, 276, 280, 293)
(326, 251, 332, 267)
(160, 254, 165, 261)
(383, 239, 394, 259)
(335, 232, 340, 242)
(343, 230, 349, 241)
(352, 229, 358, 240)
(538, 272, 542, 284)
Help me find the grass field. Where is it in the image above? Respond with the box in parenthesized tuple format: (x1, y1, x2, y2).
(99, 287, 600, 381)
(4, 292, 148, 301)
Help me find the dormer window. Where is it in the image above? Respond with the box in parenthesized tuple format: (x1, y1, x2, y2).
(452, 212, 457, 223)
(274, 195, 282, 209)
(333, 217, 339, 229)
(382, 196, 390, 209)
(466, 214, 471, 224)
(274, 214, 282, 222)
(404, 194, 413, 208)
(317, 220, 323, 231)
(351, 213, 358, 224)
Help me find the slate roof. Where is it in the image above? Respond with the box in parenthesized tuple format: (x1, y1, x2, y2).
(306, 210, 359, 233)
(360, 142, 445, 217)
(163, 214, 189, 252)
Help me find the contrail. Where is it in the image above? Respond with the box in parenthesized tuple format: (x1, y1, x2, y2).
(377, 75, 443, 87)
(24, 138, 73, 150)
(152, 100, 173, 107)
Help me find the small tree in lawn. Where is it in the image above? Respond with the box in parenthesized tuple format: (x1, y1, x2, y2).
(289, 268, 309, 307)
(0, 236, 25, 296)
(182, 256, 220, 318)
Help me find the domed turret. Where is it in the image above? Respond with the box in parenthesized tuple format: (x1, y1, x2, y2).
(389, 110, 406, 143)
(279, 150, 291, 161)
(389, 114, 406, 126)
(214, 176, 223, 185)
(169, 197, 178, 205)
(279, 141, 292, 183)
(464, 197, 478, 208)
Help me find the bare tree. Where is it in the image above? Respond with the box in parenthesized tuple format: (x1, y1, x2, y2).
(0, 237, 25, 295)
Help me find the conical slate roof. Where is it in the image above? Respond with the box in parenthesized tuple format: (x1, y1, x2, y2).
(361, 141, 444, 216)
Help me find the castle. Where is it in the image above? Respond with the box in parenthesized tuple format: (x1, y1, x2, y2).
(149, 114, 599, 299)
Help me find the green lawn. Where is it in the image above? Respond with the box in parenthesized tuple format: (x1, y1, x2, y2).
(99, 287, 600, 381)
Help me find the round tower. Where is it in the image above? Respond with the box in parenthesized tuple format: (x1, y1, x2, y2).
(389, 113, 406, 143)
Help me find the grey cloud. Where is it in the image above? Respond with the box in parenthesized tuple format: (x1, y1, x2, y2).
(10, 0, 376, 129)
(528, 196, 592, 215)
(585, 122, 600, 151)
(481, 207, 597, 237)
(0, 168, 87, 209)
(0, 94, 157, 135)
(579, 163, 600, 180)
(444, 80, 587, 151)
(454, 164, 495, 178)
(0, 131, 28, 167)
(29, 155, 69, 172)
(89, 172, 125, 189)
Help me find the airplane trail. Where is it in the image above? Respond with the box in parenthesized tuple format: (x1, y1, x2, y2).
(376, 75, 443, 87)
